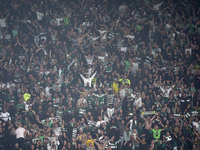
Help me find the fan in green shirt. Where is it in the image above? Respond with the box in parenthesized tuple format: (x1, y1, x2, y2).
(119, 77, 130, 85)
(93, 93, 106, 107)
(124, 61, 130, 72)
(15, 101, 25, 111)
(36, 118, 60, 129)
(137, 122, 144, 136)
(151, 125, 165, 141)
(23, 90, 31, 102)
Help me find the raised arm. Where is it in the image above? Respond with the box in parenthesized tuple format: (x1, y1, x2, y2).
(95, 25, 99, 32)
(74, 22, 78, 30)
(151, 114, 157, 121)
(53, 117, 61, 124)
(0, 55, 5, 62)
(101, 85, 107, 94)
(3, 62, 8, 71)
(36, 118, 43, 124)
(80, 73, 86, 81)
(31, 98, 37, 105)
(114, 71, 120, 79)
(90, 71, 97, 79)
(101, 24, 110, 32)
(5, 10, 10, 19)
(118, 24, 125, 33)
(142, 115, 147, 123)
(81, 30, 91, 38)
(103, 136, 115, 150)
(83, 113, 89, 121)
(36, 47, 42, 53)
(126, 121, 131, 127)
(93, 139, 102, 150)
(81, 0, 85, 8)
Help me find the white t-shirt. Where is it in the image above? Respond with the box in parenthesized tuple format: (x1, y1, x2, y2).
(80, 71, 97, 87)
(132, 62, 139, 71)
(126, 35, 135, 40)
(119, 88, 126, 99)
(98, 30, 107, 40)
(53, 127, 61, 138)
(0, 112, 11, 122)
(153, 1, 163, 11)
(193, 122, 199, 131)
(45, 86, 51, 97)
(160, 86, 173, 98)
(166, 24, 171, 29)
(134, 97, 142, 108)
(36, 11, 44, 21)
(85, 56, 94, 65)
(107, 108, 114, 119)
(119, 5, 127, 13)
(90, 36, 99, 43)
(0, 18, 6, 28)
(77, 98, 87, 107)
(98, 56, 105, 62)
(24, 102, 32, 111)
(6, 83, 15, 89)
(185, 48, 192, 55)
(82, 22, 90, 27)
(15, 127, 25, 139)
(95, 120, 106, 128)
(129, 119, 137, 130)
(0, 83, 6, 90)
(121, 47, 127, 52)
(56, 18, 63, 26)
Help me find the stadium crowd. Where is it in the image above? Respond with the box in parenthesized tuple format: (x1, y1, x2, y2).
(0, 0, 200, 149)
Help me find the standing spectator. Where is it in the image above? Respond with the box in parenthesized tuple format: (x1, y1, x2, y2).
(15, 122, 26, 149)
(0, 108, 11, 122)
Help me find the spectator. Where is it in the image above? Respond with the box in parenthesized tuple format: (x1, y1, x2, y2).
(0, 0, 200, 149)
(0, 108, 11, 122)
(15, 122, 26, 149)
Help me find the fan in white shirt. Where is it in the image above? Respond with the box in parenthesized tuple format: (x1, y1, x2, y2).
(185, 44, 192, 55)
(95, 25, 107, 40)
(119, 3, 128, 13)
(31, 6, 44, 21)
(85, 54, 94, 65)
(133, 94, 142, 108)
(45, 84, 52, 98)
(15, 123, 26, 139)
(6, 82, 15, 90)
(0, 109, 11, 122)
(80, 71, 97, 87)
(107, 105, 115, 119)
(82, 21, 90, 27)
(126, 34, 135, 40)
(95, 116, 106, 128)
(56, 15, 63, 26)
(49, 113, 57, 122)
(0, 81, 6, 90)
(152, 0, 163, 11)
(191, 117, 200, 131)
(159, 84, 174, 98)
(132, 59, 139, 72)
(23, 99, 37, 111)
(85, 65, 95, 77)
(77, 94, 87, 107)
(120, 46, 127, 53)
(0, 10, 10, 28)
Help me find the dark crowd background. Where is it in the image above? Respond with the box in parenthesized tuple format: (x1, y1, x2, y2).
(0, 0, 200, 150)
